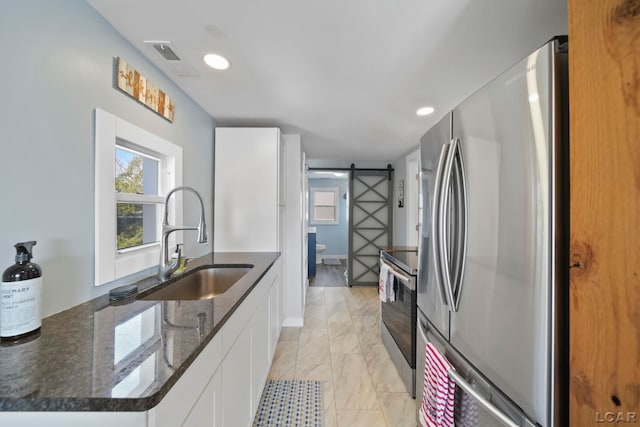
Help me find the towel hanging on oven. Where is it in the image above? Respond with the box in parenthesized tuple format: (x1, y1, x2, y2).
(378, 263, 396, 302)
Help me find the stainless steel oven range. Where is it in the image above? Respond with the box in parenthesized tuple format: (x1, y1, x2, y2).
(379, 248, 418, 397)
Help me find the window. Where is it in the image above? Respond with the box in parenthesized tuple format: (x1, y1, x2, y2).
(310, 187, 339, 224)
(95, 109, 183, 286)
(115, 145, 165, 251)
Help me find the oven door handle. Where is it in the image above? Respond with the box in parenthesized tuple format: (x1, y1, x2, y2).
(380, 259, 414, 290)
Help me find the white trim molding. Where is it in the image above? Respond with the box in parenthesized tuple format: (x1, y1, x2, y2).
(94, 109, 183, 286)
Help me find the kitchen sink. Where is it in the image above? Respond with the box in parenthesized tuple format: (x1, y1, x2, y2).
(140, 265, 253, 301)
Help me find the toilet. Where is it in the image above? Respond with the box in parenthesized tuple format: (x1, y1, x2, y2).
(316, 243, 326, 263)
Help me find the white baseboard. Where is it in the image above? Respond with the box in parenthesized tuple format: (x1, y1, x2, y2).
(282, 317, 304, 327)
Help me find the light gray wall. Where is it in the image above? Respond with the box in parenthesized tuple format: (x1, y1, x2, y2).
(308, 178, 348, 256)
(0, 1, 215, 317)
(392, 145, 420, 246)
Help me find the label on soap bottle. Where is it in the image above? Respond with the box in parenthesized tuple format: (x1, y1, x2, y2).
(0, 277, 42, 337)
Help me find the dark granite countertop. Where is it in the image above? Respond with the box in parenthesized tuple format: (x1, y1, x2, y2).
(0, 252, 279, 412)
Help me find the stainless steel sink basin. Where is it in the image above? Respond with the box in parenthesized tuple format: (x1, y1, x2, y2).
(140, 265, 252, 300)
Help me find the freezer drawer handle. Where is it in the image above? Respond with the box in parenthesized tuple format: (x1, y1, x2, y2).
(418, 321, 519, 427)
(447, 369, 519, 427)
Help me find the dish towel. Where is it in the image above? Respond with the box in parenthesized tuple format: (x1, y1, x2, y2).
(458, 377, 480, 427)
(419, 343, 456, 427)
(378, 264, 396, 302)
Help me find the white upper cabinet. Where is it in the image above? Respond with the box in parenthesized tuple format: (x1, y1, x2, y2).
(214, 128, 281, 252)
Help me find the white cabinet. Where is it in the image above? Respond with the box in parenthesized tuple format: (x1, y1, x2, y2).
(269, 274, 280, 358)
(222, 323, 252, 427)
(183, 368, 222, 427)
(282, 135, 306, 326)
(250, 297, 271, 412)
(278, 137, 286, 206)
(214, 127, 281, 252)
(215, 129, 306, 328)
(149, 331, 223, 427)
(222, 262, 281, 426)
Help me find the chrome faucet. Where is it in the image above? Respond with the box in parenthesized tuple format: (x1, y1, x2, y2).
(159, 186, 207, 280)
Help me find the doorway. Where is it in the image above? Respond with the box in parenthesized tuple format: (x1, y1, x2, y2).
(348, 166, 393, 286)
(307, 170, 349, 287)
(307, 165, 394, 287)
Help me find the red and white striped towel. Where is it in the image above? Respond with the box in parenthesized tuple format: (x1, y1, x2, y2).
(419, 343, 456, 427)
(379, 263, 395, 302)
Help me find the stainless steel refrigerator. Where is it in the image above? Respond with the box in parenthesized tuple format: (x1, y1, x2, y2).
(416, 37, 568, 427)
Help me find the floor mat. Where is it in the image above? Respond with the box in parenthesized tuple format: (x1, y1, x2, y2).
(253, 380, 324, 426)
(322, 259, 342, 265)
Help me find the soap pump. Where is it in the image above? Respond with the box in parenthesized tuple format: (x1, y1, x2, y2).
(1, 241, 43, 341)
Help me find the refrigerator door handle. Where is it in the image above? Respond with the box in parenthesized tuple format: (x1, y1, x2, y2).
(439, 139, 457, 310)
(447, 369, 519, 427)
(451, 139, 468, 311)
(432, 143, 451, 305)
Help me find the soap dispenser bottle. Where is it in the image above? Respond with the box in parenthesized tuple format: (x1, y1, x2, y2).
(1, 241, 43, 341)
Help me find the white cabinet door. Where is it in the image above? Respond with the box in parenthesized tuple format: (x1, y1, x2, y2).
(278, 135, 286, 206)
(214, 127, 280, 252)
(183, 368, 222, 427)
(269, 275, 279, 358)
(278, 205, 286, 253)
(282, 134, 305, 326)
(279, 270, 285, 335)
(150, 333, 222, 427)
(251, 294, 271, 415)
(222, 325, 252, 427)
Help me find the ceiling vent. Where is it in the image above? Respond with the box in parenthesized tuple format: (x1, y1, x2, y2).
(143, 40, 199, 77)
(152, 43, 180, 61)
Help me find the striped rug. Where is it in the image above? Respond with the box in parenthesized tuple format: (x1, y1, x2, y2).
(253, 380, 324, 427)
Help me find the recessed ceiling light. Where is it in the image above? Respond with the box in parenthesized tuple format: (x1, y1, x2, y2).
(416, 106, 435, 116)
(203, 53, 230, 70)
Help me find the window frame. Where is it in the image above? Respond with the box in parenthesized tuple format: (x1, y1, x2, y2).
(95, 109, 183, 286)
(310, 187, 340, 225)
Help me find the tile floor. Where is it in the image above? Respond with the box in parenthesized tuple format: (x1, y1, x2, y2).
(267, 286, 418, 427)
(309, 261, 347, 287)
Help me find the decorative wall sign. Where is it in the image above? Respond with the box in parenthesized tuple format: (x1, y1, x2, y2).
(397, 179, 405, 208)
(116, 57, 175, 122)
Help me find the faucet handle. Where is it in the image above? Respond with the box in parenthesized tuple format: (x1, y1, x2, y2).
(165, 245, 183, 277)
(174, 245, 183, 266)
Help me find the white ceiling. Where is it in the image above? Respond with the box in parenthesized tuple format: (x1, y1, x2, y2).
(87, 0, 567, 162)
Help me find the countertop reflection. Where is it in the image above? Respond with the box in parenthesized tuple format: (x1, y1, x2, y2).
(0, 252, 279, 412)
